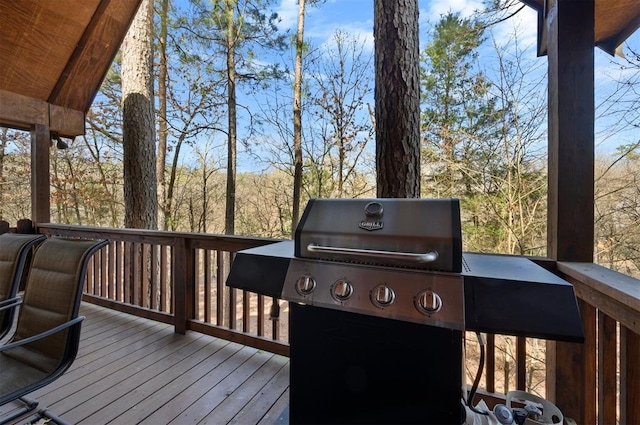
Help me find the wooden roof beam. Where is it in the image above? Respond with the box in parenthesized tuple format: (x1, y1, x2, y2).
(0, 89, 84, 137)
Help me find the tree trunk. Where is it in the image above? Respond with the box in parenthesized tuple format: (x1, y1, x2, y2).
(157, 0, 169, 230)
(225, 0, 237, 236)
(121, 0, 157, 230)
(374, 0, 420, 198)
(291, 0, 305, 236)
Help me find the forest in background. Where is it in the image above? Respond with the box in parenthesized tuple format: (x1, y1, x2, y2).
(0, 0, 639, 278)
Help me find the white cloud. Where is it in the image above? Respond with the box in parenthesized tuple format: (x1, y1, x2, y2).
(489, 5, 539, 52)
(276, 0, 299, 30)
(296, 0, 374, 53)
(423, 0, 484, 21)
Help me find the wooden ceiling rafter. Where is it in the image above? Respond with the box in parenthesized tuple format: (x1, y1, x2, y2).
(48, 0, 111, 108)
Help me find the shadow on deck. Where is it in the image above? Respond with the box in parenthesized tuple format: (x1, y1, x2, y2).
(1, 303, 290, 425)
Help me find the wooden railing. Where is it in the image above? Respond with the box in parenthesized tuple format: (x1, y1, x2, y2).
(554, 262, 640, 425)
(17, 223, 640, 424)
(36, 223, 288, 356)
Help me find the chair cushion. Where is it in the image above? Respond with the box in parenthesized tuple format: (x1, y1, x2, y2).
(0, 350, 49, 397)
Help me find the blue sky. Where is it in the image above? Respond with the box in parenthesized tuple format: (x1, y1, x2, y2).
(275, 0, 539, 50)
(176, 0, 639, 171)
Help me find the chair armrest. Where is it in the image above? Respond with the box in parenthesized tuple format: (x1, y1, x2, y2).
(0, 296, 21, 312)
(0, 316, 85, 353)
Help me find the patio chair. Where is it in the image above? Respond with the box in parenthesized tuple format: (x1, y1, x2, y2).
(0, 237, 108, 425)
(0, 233, 47, 341)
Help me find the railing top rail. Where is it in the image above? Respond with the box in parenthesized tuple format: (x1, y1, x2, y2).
(36, 223, 283, 250)
(558, 262, 640, 310)
(558, 261, 640, 334)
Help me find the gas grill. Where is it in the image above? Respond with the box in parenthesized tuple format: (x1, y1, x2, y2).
(227, 198, 584, 425)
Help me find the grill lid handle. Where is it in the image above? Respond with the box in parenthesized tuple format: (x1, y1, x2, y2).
(307, 244, 439, 263)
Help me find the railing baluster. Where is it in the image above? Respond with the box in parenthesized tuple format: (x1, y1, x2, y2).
(486, 333, 495, 393)
(86, 256, 94, 294)
(598, 311, 617, 425)
(216, 250, 224, 327)
(107, 241, 114, 299)
(99, 246, 106, 296)
(161, 245, 168, 312)
(151, 244, 159, 310)
(116, 241, 123, 302)
(584, 299, 598, 425)
(272, 298, 280, 341)
(243, 291, 250, 333)
(517, 336, 526, 391)
(134, 242, 142, 306)
(194, 249, 201, 320)
(257, 294, 264, 337)
(124, 241, 131, 303)
(205, 249, 212, 322)
(621, 326, 640, 425)
(141, 243, 149, 308)
(229, 286, 237, 330)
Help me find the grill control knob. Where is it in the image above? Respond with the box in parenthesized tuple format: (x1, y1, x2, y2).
(295, 275, 316, 296)
(415, 290, 442, 314)
(371, 284, 395, 308)
(331, 279, 353, 301)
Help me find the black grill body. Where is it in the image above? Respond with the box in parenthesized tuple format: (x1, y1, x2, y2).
(289, 304, 463, 424)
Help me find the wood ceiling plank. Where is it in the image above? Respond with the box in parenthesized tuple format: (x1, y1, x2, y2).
(595, 0, 640, 54)
(0, 0, 99, 101)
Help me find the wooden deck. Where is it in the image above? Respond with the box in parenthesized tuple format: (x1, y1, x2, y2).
(1, 303, 290, 425)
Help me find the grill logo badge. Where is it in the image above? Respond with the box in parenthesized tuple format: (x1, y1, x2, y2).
(359, 220, 383, 231)
(361, 201, 384, 230)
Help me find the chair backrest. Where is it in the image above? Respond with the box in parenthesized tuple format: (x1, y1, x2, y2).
(8, 237, 108, 372)
(0, 233, 47, 339)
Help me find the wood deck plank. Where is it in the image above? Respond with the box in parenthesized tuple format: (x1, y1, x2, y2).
(56, 333, 209, 422)
(107, 341, 243, 424)
(13, 303, 290, 425)
(166, 348, 273, 425)
(140, 345, 260, 425)
(32, 322, 188, 403)
(222, 356, 289, 425)
(257, 388, 290, 425)
(132, 342, 249, 424)
(79, 338, 235, 425)
(201, 355, 288, 424)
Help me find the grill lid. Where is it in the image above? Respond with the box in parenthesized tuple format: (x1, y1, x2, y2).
(294, 198, 462, 272)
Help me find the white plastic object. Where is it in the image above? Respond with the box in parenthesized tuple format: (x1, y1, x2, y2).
(506, 390, 564, 425)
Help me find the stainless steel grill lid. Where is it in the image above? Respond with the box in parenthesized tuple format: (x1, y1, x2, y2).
(294, 198, 462, 272)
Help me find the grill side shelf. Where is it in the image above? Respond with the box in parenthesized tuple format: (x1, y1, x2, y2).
(462, 253, 585, 343)
(226, 241, 293, 298)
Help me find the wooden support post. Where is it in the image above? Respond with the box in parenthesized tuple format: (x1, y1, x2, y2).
(30, 124, 51, 224)
(173, 237, 194, 334)
(546, 0, 595, 262)
(545, 0, 595, 423)
(16, 218, 35, 234)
